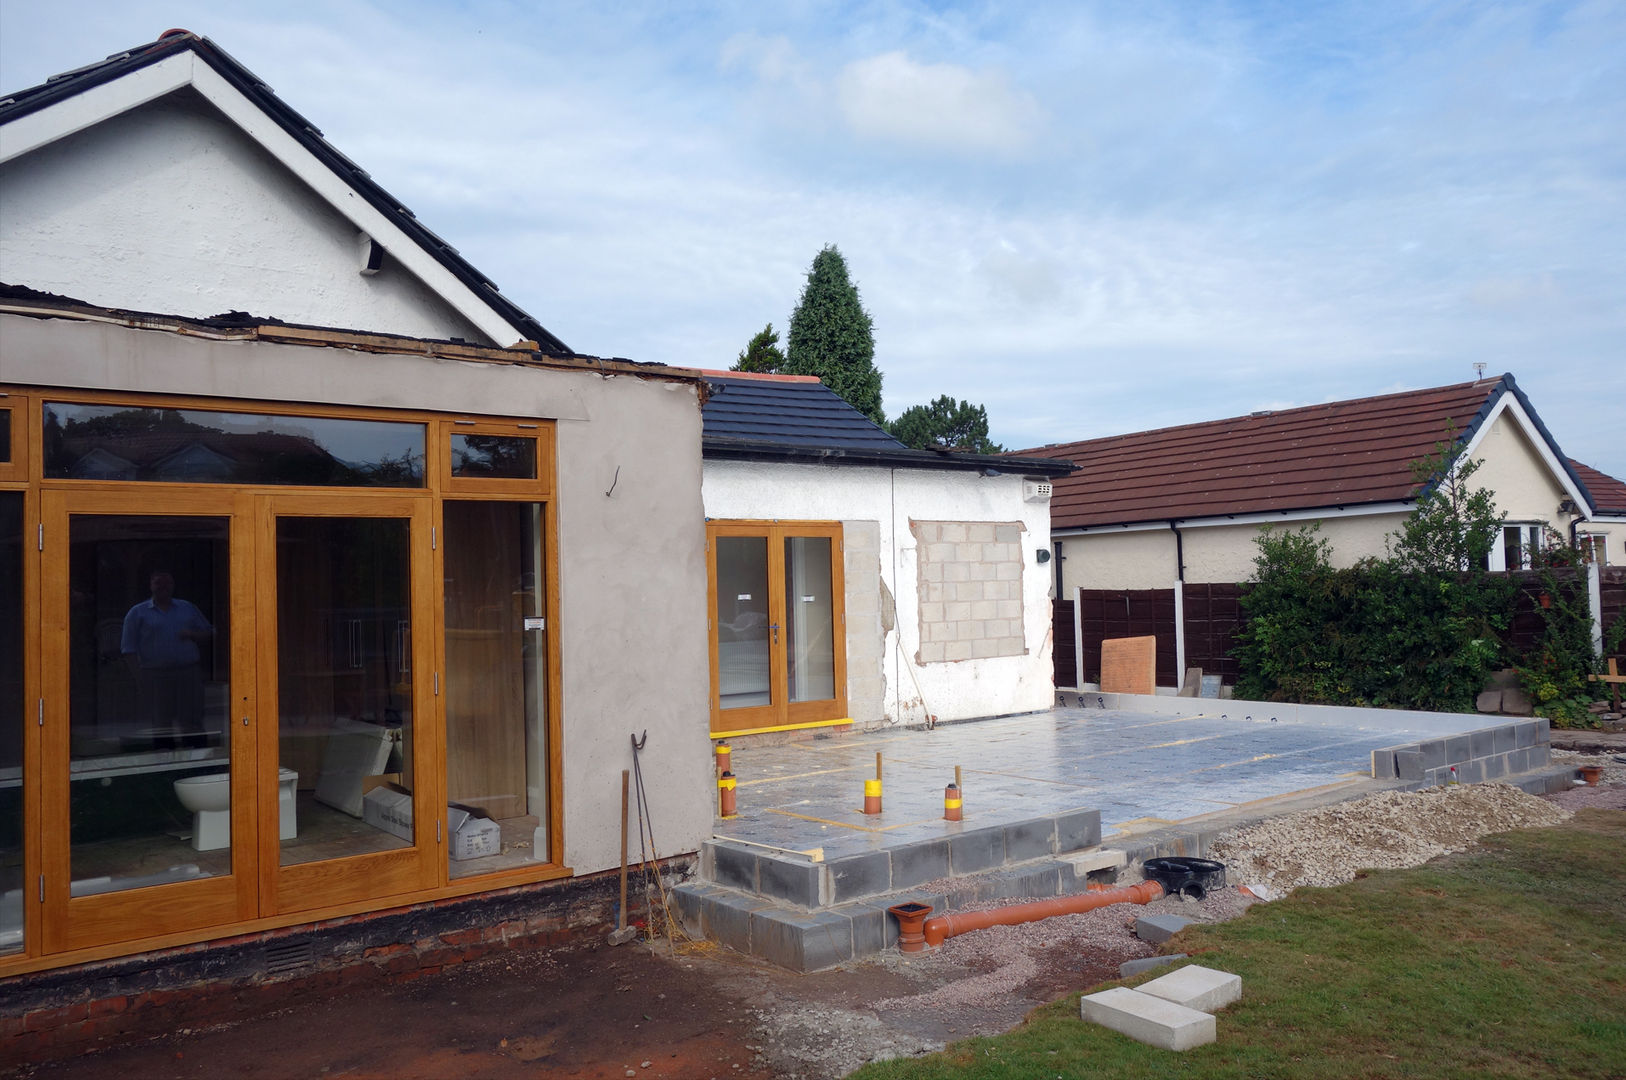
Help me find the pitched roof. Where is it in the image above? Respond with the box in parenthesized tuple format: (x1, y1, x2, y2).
(0, 30, 570, 354)
(701, 372, 1073, 477)
(1019, 374, 1581, 530)
(1572, 459, 1626, 516)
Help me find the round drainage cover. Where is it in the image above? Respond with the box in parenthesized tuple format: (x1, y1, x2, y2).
(1143, 856, 1227, 898)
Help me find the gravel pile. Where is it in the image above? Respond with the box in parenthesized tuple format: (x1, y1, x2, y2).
(1211, 782, 1571, 894)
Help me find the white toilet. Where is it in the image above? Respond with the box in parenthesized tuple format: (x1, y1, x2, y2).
(174, 768, 298, 851)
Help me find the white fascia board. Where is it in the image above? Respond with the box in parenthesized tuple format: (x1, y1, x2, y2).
(0, 53, 195, 163)
(1458, 393, 1591, 515)
(2, 52, 528, 348)
(1582, 514, 1626, 525)
(1053, 500, 1413, 537)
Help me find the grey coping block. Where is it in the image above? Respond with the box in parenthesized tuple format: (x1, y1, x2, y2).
(827, 850, 893, 904)
(1534, 717, 1551, 742)
(1003, 818, 1057, 863)
(669, 882, 709, 938)
(979, 863, 1064, 902)
(1120, 954, 1187, 979)
(1470, 728, 1495, 759)
(1493, 724, 1517, 753)
(1396, 749, 1424, 781)
(1419, 739, 1447, 770)
(758, 855, 823, 908)
(1456, 759, 1484, 784)
(890, 838, 951, 890)
(708, 842, 758, 893)
(700, 891, 760, 954)
(750, 907, 855, 973)
(1483, 754, 1507, 780)
(1056, 809, 1103, 854)
(1371, 750, 1397, 779)
(948, 827, 1006, 875)
(1137, 964, 1242, 1013)
(1514, 720, 1538, 748)
(1445, 735, 1471, 765)
(1081, 987, 1216, 1051)
(848, 903, 891, 955)
(1136, 913, 1195, 944)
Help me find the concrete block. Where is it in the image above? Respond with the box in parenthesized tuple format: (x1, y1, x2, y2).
(1002, 818, 1057, 863)
(1476, 690, 1503, 713)
(948, 827, 1006, 875)
(700, 893, 757, 954)
(1061, 847, 1127, 874)
(750, 908, 854, 973)
(1482, 754, 1506, 780)
(1502, 689, 1534, 716)
(1508, 747, 1531, 773)
(1371, 750, 1397, 779)
(983, 863, 1063, 900)
(1470, 728, 1495, 760)
(1136, 914, 1194, 944)
(1445, 735, 1471, 765)
(848, 904, 890, 956)
(1395, 750, 1424, 781)
(1514, 721, 1538, 748)
(1055, 809, 1102, 854)
(1120, 954, 1187, 979)
(1531, 745, 1549, 768)
(827, 851, 892, 904)
(1419, 740, 1447, 770)
(1080, 987, 1216, 1051)
(758, 856, 822, 908)
(890, 839, 950, 890)
(709, 843, 757, 893)
(1493, 724, 1517, 753)
(1455, 759, 1484, 784)
(1137, 965, 1242, 1013)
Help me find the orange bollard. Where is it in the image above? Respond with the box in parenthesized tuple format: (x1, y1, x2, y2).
(718, 770, 737, 818)
(943, 783, 962, 821)
(863, 778, 882, 815)
(715, 741, 731, 777)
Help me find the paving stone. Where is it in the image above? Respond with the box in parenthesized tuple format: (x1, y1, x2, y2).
(1080, 986, 1216, 1051)
(1476, 690, 1503, 713)
(1136, 964, 1242, 1013)
(1120, 954, 1186, 979)
(1502, 689, 1534, 716)
(1135, 914, 1194, 944)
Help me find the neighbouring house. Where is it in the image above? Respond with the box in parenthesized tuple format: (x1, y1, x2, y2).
(1018, 375, 1604, 691)
(1570, 460, 1626, 566)
(0, 30, 713, 1031)
(699, 372, 1075, 734)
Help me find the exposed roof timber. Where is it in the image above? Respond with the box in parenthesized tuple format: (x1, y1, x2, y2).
(0, 34, 569, 354)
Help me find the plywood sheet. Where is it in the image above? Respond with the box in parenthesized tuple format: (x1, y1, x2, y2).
(1100, 636, 1157, 695)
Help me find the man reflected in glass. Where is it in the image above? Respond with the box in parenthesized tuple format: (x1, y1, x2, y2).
(121, 571, 213, 738)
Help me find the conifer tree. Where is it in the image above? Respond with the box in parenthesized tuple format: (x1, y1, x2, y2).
(784, 245, 884, 424)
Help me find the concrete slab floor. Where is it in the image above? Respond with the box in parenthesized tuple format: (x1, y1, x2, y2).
(717, 706, 1481, 860)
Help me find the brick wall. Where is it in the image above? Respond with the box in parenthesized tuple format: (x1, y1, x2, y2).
(912, 521, 1026, 664)
(0, 855, 693, 1067)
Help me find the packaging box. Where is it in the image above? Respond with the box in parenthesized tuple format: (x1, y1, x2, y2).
(447, 805, 501, 861)
(362, 783, 414, 843)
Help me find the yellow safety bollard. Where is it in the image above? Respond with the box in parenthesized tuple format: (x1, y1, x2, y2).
(718, 770, 737, 818)
(943, 782, 962, 822)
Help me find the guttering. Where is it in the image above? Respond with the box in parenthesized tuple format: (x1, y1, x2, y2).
(702, 439, 1077, 478)
(1053, 499, 1416, 537)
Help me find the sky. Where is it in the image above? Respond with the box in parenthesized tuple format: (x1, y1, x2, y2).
(2, 1, 1622, 478)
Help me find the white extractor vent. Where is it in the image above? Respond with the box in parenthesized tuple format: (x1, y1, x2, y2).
(1024, 480, 1053, 503)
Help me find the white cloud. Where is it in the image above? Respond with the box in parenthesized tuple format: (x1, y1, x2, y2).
(835, 51, 1043, 155)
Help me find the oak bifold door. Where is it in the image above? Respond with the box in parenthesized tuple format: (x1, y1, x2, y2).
(40, 491, 435, 951)
(707, 521, 846, 734)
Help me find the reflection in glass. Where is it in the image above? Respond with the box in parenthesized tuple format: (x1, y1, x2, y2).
(67, 516, 232, 897)
(450, 434, 537, 480)
(43, 403, 425, 487)
(0, 409, 11, 463)
(277, 517, 413, 866)
(1, 496, 23, 951)
(785, 537, 835, 703)
(443, 502, 548, 877)
(715, 537, 771, 709)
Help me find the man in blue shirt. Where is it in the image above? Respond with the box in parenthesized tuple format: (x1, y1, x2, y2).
(121, 571, 213, 735)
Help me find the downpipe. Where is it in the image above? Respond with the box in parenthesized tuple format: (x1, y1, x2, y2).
(920, 879, 1165, 948)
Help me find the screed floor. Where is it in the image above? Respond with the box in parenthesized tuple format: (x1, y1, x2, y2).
(718, 706, 1476, 860)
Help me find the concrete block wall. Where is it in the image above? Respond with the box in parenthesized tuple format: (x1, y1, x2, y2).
(1371, 719, 1551, 787)
(913, 520, 1027, 664)
(841, 520, 886, 725)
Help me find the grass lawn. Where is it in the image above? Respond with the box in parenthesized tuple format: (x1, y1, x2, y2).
(851, 808, 1626, 1080)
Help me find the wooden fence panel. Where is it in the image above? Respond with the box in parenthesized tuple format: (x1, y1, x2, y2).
(1182, 582, 1246, 683)
(1052, 599, 1077, 687)
(1077, 589, 1176, 688)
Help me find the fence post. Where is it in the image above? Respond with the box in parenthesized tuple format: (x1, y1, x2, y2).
(1589, 560, 1604, 655)
(1173, 580, 1187, 693)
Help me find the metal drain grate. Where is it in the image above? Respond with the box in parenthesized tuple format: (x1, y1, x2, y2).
(263, 938, 315, 976)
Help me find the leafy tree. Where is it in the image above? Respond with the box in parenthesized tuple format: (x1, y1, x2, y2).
(1389, 432, 1505, 573)
(784, 245, 884, 425)
(888, 395, 1004, 453)
(731, 323, 785, 374)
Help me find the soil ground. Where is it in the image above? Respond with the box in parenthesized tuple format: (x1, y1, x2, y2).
(10, 772, 1621, 1080)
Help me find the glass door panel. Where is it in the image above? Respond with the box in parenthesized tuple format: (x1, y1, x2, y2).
(442, 501, 549, 879)
(264, 497, 434, 912)
(42, 491, 253, 952)
(784, 537, 835, 704)
(1, 494, 23, 955)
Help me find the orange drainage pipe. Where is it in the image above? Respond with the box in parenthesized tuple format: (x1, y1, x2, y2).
(920, 879, 1164, 947)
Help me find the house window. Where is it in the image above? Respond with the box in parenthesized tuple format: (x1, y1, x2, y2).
(1579, 533, 1609, 566)
(1491, 523, 1544, 571)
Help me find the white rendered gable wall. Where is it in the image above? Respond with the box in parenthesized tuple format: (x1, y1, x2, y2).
(0, 90, 489, 343)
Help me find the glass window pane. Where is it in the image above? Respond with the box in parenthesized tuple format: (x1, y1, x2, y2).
(450, 435, 537, 480)
(443, 502, 548, 878)
(784, 537, 836, 703)
(0, 409, 11, 463)
(277, 517, 413, 866)
(67, 516, 232, 897)
(716, 538, 771, 709)
(1, 495, 23, 953)
(43, 403, 425, 487)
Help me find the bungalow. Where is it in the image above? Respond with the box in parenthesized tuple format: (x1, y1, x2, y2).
(1018, 375, 1602, 689)
(700, 372, 1074, 732)
(0, 30, 712, 1004)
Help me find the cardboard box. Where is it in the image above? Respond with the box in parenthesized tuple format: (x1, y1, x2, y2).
(447, 805, 501, 861)
(362, 783, 414, 843)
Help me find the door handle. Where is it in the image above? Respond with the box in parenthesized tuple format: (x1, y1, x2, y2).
(770, 623, 780, 645)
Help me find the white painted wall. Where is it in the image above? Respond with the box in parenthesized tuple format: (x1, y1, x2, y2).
(703, 459, 1056, 726)
(1472, 413, 1570, 534)
(1, 314, 714, 875)
(0, 91, 491, 344)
